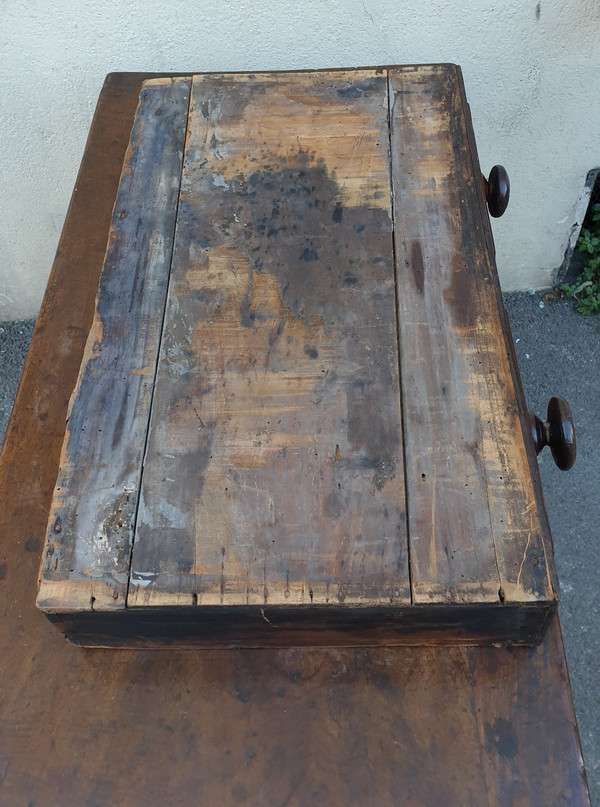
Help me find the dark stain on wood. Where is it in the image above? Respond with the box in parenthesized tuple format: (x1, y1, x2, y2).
(47, 600, 557, 648)
(224, 157, 401, 486)
(410, 240, 425, 293)
(129, 71, 409, 610)
(443, 254, 476, 330)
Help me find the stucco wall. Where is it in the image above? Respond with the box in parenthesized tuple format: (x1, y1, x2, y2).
(1, 0, 599, 319)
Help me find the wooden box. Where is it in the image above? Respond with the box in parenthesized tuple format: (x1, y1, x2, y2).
(36, 65, 558, 647)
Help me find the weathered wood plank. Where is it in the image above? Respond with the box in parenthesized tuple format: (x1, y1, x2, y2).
(128, 70, 409, 608)
(37, 77, 191, 611)
(389, 65, 556, 605)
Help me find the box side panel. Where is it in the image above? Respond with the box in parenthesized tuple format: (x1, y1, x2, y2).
(455, 72, 560, 600)
(47, 602, 556, 648)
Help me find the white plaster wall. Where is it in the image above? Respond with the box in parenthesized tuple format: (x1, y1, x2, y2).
(1, 0, 599, 319)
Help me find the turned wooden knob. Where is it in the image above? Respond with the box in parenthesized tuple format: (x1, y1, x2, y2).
(483, 165, 510, 217)
(528, 397, 576, 470)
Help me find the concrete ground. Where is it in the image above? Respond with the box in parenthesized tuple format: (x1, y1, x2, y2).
(0, 293, 598, 804)
(503, 291, 599, 806)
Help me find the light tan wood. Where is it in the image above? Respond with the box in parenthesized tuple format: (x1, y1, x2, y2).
(4, 71, 589, 805)
(129, 70, 409, 608)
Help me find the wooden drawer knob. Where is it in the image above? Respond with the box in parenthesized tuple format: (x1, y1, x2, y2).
(483, 165, 510, 217)
(528, 397, 576, 470)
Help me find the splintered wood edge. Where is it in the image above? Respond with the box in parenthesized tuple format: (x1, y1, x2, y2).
(127, 580, 411, 608)
(37, 578, 125, 612)
(127, 581, 555, 608)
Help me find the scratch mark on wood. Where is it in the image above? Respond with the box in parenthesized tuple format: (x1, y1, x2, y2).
(260, 608, 278, 628)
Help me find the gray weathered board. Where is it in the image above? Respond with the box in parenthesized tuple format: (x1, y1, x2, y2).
(37, 66, 558, 647)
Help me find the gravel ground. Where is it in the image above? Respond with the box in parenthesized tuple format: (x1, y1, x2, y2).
(1, 295, 598, 803)
(0, 319, 35, 439)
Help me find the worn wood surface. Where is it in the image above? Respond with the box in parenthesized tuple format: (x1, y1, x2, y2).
(36, 66, 559, 645)
(389, 65, 556, 607)
(0, 71, 590, 806)
(129, 71, 409, 608)
(37, 77, 191, 611)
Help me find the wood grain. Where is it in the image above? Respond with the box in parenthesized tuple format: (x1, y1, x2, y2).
(389, 65, 557, 606)
(129, 71, 409, 608)
(0, 70, 589, 806)
(36, 66, 558, 645)
(37, 77, 191, 611)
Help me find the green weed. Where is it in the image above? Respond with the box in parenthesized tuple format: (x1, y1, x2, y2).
(561, 203, 600, 314)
